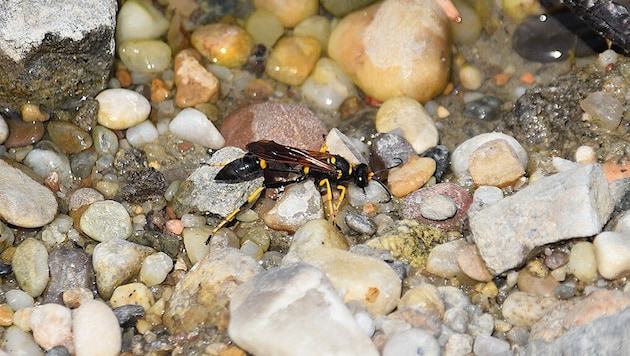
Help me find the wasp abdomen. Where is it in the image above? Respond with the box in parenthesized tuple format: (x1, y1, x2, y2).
(215, 153, 264, 183)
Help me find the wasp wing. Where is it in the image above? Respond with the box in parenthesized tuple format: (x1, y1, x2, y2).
(246, 140, 336, 173)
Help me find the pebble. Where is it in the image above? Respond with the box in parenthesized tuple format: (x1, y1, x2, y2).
(468, 139, 526, 187)
(118, 39, 171, 74)
(370, 132, 416, 171)
(4, 117, 45, 148)
(426, 239, 469, 280)
(253, 0, 318, 28)
(502, 291, 557, 327)
(382, 328, 440, 356)
(423, 145, 450, 182)
(95, 88, 151, 130)
(79, 200, 133, 242)
(463, 96, 503, 121)
(68, 188, 104, 211)
(444, 333, 474, 356)
(70, 150, 98, 178)
(473, 335, 511, 356)
(580, 90, 624, 131)
(459, 64, 483, 90)
(566, 241, 597, 283)
(265, 35, 321, 86)
(168, 107, 225, 149)
(294, 15, 331, 50)
(375, 96, 439, 154)
(555, 281, 578, 299)
(444, 308, 469, 333)
(398, 283, 444, 319)
(451, 132, 528, 185)
(0, 115, 8, 143)
(0, 159, 58, 228)
(386, 156, 436, 198)
(328, 0, 451, 103)
(91, 125, 119, 156)
(0, 304, 13, 326)
(13, 238, 50, 298)
(20, 104, 49, 122)
(345, 212, 377, 235)
(284, 219, 349, 260)
(139, 252, 173, 287)
(563, 289, 630, 328)
(219, 101, 327, 151)
(229, 263, 379, 355)
(516, 270, 559, 297)
(62, 287, 93, 309)
(544, 250, 569, 270)
(44, 248, 93, 305)
(468, 311, 495, 337)
(456, 242, 493, 282)
(163, 248, 263, 334)
(301, 58, 358, 111)
(29, 304, 73, 352)
(110, 282, 154, 312)
(72, 299, 121, 356)
(182, 226, 213, 264)
(112, 304, 145, 327)
(191, 23, 253, 68)
(449, 0, 482, 44)
(92, 238, 155, 299)
(575, 145, 597, 164)
(263, 181, 324, 233)
(5, 290, 35, 311)
(125, 120, 158, 147)
(115, 0, 169, 43)
(402, 183, 473, 230)
(173, 49, 220, 108)
(3, 326, 44, 356)
(23, 146, 73, 186)
(244, 9, 284, 49)
(420, 194, 458, 220)
(593, 231, 630, 279)
(46, 121, 92, 154)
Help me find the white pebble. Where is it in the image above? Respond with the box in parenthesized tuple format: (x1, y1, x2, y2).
(593, 231, 630, 279)
(614, 211, 630, 235)
(459, 64, 483, 90)
(597, 49, 618, 69)
(126, 120, 159, 147)
(23, 148, 72, 185)
(473, 335, 510, 356)
(73, 300, 121, 356)
(0, 115, 8, 144)
(116, 0, 169, 43)
(29, 304, 73, 352)
(420, 194, 457, 220)
(169, 108, 225, 149)
(301, 58, 357, 111)
(182, 226, 212, 264)
(376, 97, 439, 154)
(580, 91, 624, 131)
(96, 88, 151, 130)
(3, 326, 44, 356)
(5, 290, 35, 311)
(139, 252, 173, 287)
(383, 328, 440, 356)
(118, 39, 172, 74)
(110, 282, 154, 311)
(566, 241, 597, 283)
(575, 145, 597, 164)
(79, 200, 133, 241)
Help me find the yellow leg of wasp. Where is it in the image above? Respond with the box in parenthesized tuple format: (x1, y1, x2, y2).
(319, 179, 336, 224)
(206, 186, 265, 244)
(335, 185, 346, 211)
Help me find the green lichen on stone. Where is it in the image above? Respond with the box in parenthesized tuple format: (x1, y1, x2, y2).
(367, 219, 446, 268)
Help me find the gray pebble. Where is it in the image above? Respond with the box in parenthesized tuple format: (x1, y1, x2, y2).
(92, 125, 119, 156)
(345, 212, 377, 235)
(46, 345, 71, 356)
(70, 150, 98, 178)
(80, 200, 133, 241)
(420, 194, 458, 220)
(555, 280, 577, 299)
(439, 286, 471, 310)
(468, 312, 494, 337)
(444, 307, 469, 333)
(473, 335, 511, 356)
(423, 145, 450, 182)
(113, 304, 145, 327)
(464, 96, 502, 120)
(383, 328, 440, 356)
(506, 326, 530, 346)
(44, 248, 94, 304)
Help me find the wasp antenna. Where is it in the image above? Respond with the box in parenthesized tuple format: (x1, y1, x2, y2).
(373, 157, 404, 176)
(375, 178, 394, 204)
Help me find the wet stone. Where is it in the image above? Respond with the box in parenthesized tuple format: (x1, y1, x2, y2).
(43, 248, 94, 305)
(46, 121, 92, 154)
(80, 200, 133, 242)
(71, 97, 99, 132)
(173, 49, 220, 108)
(119, 168, 166, 204)
(70, 150, 98, 179)
(423, 145, 450, 182)
(92, 125, 119, 156)
(73, 300, 121, 356)
(191, 23, 253, 68)
(265, 35, 321, 86)
(4, 117, 45, 148)
(463, 96, 503, 121)
(370, 132, 416, 172)
(402, 183, 473, 230)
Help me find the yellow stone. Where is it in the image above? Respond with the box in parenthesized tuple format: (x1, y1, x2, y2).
(191, 23, 253, 68)
(387, 156, 436, 198)
(110, 282, 155, 311)
(253, 0, 318, 28)
(468, 139, 525, 187)
(265, 36, 321, 86)
(0, 304, 13, 326)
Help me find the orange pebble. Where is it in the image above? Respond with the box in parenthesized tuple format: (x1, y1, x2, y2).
(493, 72, 511, 86)
(166, 219, 184, 235)
(519, 72, 536, 84)
(442, 82, 455, 95)
(602, 161, 630, 182)
(364, 96, 382, 107)
(151, 78, 171, 102)
(116, 68, 132, 87)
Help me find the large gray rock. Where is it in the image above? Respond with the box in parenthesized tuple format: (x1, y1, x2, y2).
(229, 263, 379, 356)
(0, 0, 116, 113)
(470, 164, 613, 275)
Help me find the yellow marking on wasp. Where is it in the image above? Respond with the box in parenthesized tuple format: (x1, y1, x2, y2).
(319, 178, 336, 224)
(259, 159, 267, 169)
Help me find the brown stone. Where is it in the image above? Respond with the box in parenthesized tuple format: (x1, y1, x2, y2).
(4, 117, 44, 148)
(174, 49, 220, 108)
(456, 243, 493, 282)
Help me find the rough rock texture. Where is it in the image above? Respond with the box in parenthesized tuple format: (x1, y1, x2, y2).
(470, 164, 613, 275)
(0, 0, 116, 113)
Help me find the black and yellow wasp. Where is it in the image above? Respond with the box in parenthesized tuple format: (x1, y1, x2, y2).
(206, 140, 381, 243)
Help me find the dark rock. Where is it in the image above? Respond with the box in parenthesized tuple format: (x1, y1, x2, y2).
(0, 263, 12, 276)
(345, 212, 377, 235)
(0, 0, 116, 113)
(113, 304, 145, 328)
(370, 132, 415, 179)
(71, 97, 99, 132)
(4, 117, 45, 148)
(119, 168, 167, 204)
(114, 148, 147, 174)
(46, 345, 71, 356)
(423, 145, 450, 182)
(127, 231, 181, 259)
(43, 248, 94, 304)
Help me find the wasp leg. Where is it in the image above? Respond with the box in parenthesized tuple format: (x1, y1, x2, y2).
(319, 178, 337, 224)
(206, 185, 265, 244)
(335, 184, 346, 211)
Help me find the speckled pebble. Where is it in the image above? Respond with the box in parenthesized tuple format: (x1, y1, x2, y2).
(263, 181, 324, 233)
(382, 328, 440, 356)
(283, 219, 349, 261)
(398, 283, 444, 319)
(44, 248, 93, 305)
(110, 282, 154, 311)
(79, 200, 133, 242)
(387, 156, 436, 198)
(420, 194, 457, 220)
(29, 303, 73, 352)
(402, 183, 472, 229)
(444, 333, 474, 356)
(174, 49, 220, 108)
(95, 88, 151, 130)
(266, 35, 321, 86)
(502, 291, 556, 327)
(593, 231, 630, 279)
(370, 132, 416, 172)
(12, 238, 50, 298)
(345, 212, 377, 235)
(376, 97, 439, 154)
(72, 300, 121, 356)
(68, 188, 104, 211)
(191, 23, 253, 68)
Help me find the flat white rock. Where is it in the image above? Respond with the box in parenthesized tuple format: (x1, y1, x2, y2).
(169, 107, 225, 149)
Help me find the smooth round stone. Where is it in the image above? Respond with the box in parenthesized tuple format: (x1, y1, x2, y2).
(566, 241, 597, 283)
(265, 35, 321, 86)
(29, 304, 73, 352)
(301, 58, 357, 111)
(169, 107, 225, 149)
(502, 291, 556, 327)
(294, 15, 331, 51)
(383, 328, 440, 356)
(516, 270, 559, 297)
(284, 219, 349, 261)
(3, 326, 44, 356)
(139, 252, 173, 287)
(0, 115, 9, 144)
(420, 194, 457, 220)
(456, 242, 493, 282)
(387, 156, 436, 198)
(182, 226, 213, 265)
(593, 231, 630, 279)
(12, 238, 50, 297)
(116, 0, 169, 43)
(110, 282, 154, 311)
(21, 103, 49, 122)
(376, 97, 439, 154)
(328, 0, 451, 103)
(575, 145, 597, 164)
(23, 147, 72, 184)
(253, 0, 318, 28)
(91, 125, 119, 156)
(96, 88, 151, 130)
(72, 300, 121, 356)
(118, 39, 172, 74)
(70, 150, 98, 179)
(468, 139, 526, 187)
(5, 290, 35, 311)
(80, 200, 133, 242)
(263, 181, 324, 233)
(345, 212, 377, 235)
(191, 23, 253, 68)
(459, 64, 483, 90)
(473, 335, 510, 356)
(126, 120, 158, 147)
(426, 239, 468, 280)
(439, 286, 471, 310)
(47, 121, 92, 154)
(450, 0, 482, 45)
(68, 187, 104, 211)
(398, 283, 444, 319)
(245, 9, 284, 49)
(174, 49, 220, 108)
(4, 117, 44, 148)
